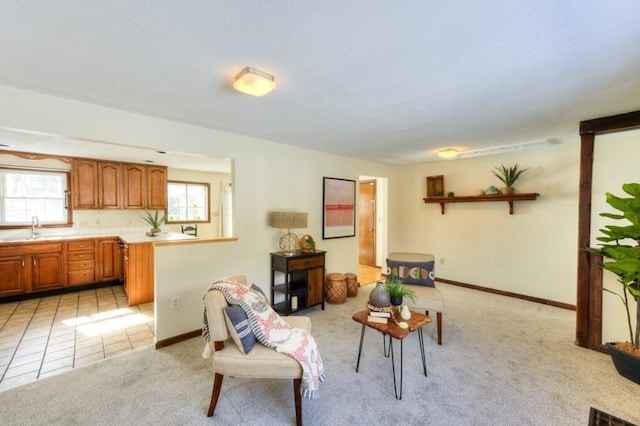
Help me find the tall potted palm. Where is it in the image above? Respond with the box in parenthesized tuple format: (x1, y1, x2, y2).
(588, 182, 640, 384)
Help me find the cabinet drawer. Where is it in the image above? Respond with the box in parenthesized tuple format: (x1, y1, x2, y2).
(67, 259, 95, 272)
(68, 251, 95, 262)
(68, 269, 95, 285)
(67, 241, 95, 252)
(288, 255, 324, 271)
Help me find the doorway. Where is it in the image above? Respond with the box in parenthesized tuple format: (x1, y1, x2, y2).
(359, 180, 376, 266)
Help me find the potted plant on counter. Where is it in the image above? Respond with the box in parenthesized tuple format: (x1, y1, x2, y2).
(384, 276, 417, 306)
(142, 210, 167, 236)
(588, 182, 640, 384)
(491, 163, 529, 195)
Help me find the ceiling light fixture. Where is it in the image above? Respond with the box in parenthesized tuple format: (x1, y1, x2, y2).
(233, 66, 276, 97)
(437, 148, 459, 159)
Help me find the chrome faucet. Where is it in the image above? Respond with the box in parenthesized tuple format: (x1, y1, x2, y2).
(31, 216, 40, 239)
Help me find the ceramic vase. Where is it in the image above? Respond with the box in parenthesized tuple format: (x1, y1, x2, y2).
(369, 282, 390, 307)
(400, 305, 412, 320)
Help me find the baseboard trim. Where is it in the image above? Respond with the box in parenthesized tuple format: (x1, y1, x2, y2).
(155, 329, 202, 349)
(435, 278, 576, 311)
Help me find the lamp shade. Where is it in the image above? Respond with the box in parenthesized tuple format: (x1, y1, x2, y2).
(233, 66, 276, 97)
(269, 212, 308, 229)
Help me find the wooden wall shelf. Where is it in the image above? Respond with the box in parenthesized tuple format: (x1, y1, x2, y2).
(423, 193, 540, 215)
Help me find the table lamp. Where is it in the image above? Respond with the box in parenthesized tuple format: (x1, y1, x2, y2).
(269, 212, 308, 255)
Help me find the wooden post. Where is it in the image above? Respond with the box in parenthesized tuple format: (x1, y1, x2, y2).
(575, 132, 596, 348)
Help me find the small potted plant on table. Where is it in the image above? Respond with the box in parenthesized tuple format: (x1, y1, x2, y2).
(588, 182, 640, 384)
(384, 276, 417, 306)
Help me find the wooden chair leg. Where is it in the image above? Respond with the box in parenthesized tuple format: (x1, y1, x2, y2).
(207, 373, 224, 417)
(425, 310, 443, 345)
(293, 378, 302, 426)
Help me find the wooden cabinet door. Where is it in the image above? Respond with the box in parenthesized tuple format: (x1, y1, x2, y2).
(146, 166, 167, 210)
(307, 267, 325, 306)
(32, 252, 64, 291)
(125, 243, 154, 306)
(123, 163, 147, 209)
(98, 238, 121, 282)
(72, 159, 99, 209)
(0, 256, 26, 296)
(98, 162, 122, 209)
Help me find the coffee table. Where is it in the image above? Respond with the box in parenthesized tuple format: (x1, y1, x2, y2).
(352, 309, 431, 399)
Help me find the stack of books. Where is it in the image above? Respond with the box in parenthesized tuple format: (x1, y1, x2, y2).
(367, 309, 391, 324)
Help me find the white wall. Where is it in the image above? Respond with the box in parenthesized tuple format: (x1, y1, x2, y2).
(0, 84, 398, 341)
(591, 130, 640, 344)
(394, 143, 581, 305)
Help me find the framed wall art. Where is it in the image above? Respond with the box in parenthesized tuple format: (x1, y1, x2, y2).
(322, 177, 356, 239)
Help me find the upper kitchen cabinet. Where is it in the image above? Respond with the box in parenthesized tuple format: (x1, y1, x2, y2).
(123, 163, 167, 210)
(72, 159, 122, 209)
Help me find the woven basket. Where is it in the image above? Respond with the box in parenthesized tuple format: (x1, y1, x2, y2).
(344, 272, 358, 297)
(326, 273, 347, 304)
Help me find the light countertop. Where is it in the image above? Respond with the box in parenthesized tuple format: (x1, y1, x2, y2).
(0, 231, 198, 245)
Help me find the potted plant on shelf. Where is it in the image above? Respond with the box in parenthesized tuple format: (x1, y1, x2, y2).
(384, 276, 417, 306)
(142, 210, 166, 236)
(587, 182, 640, 384)
(491, 163, 529, 195)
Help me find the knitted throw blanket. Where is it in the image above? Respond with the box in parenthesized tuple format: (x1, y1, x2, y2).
(202, 278, 326, 400)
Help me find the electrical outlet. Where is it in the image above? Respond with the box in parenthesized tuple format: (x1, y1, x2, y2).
(170, 296, 180, 310)
(440, 258, 445, 265)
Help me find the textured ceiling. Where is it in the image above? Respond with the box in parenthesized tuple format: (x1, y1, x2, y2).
(0, 1, 639, 165)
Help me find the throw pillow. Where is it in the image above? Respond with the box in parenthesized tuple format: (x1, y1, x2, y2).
(223, 305, 256, 354)
(386, 259, 435, 287)
(251, 283, 268, 303)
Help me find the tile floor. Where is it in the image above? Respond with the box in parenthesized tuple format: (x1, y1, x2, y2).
(0, 285, 154, 392)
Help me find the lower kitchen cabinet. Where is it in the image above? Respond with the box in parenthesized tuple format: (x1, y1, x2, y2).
(97, 238, 121, 282)
(66, 239, 96, 286)
(0, 242, 64, 296)
(121, 242, 154, 306)
(0, 237, 152, 305)
(0, 255, 26, 297)
(32, 251, 65, 291)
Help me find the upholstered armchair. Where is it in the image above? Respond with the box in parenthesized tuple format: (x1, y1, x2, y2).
(387, 252, 444, 344)
(203, 275, 312, 426)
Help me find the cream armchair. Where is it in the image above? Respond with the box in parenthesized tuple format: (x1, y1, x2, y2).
(203, 275, 311, 426)
(387, 253, 444, 344)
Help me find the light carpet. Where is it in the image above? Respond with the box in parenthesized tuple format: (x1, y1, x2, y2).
(1, 282, 638, 425)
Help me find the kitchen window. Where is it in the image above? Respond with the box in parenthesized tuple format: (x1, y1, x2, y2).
(0, 168, 71, 226)
(167, 181, 210, 223)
